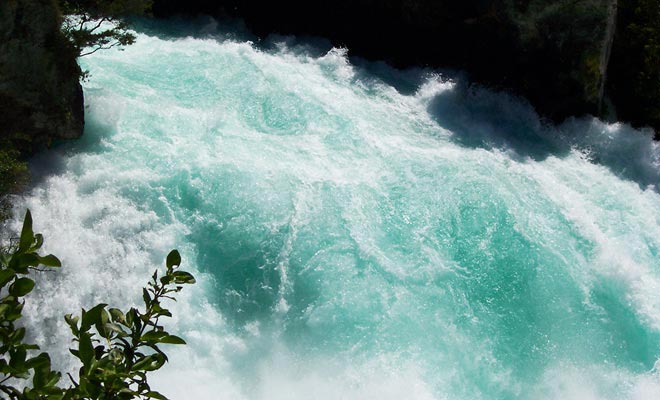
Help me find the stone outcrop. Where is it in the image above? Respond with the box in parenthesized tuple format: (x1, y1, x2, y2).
(503, 0, 618, 120)
(0, 0, 84, 154)
(607, 0, 660, 135)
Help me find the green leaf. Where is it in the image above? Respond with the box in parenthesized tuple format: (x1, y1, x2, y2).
(13, 371, 30, 380)
(159, 335, 186, 345)
(0, 269, 15, 287)
(166, 250, 181, 269)
(25, 353, 50, 369)
(172, 271, 195, 284)
(81, 303, 107, 332)
(64, 314, 80, 336)
(18, 210, 34, 252)
(140, 330, 167, 342)
(103, 322, 126, 336)
(155, 309, 173, 318)
(78, 332, 94, 366)
(5, 307, 23, 321)
(33, 233, 44, 251)
(37, 254, 61, 267)
(95, 308, 111, 338)
(145, 391, 168, 400)
(46, 371, 62, 389)
(0, 303, 10, 317)
(0, 360, 9, 374)
(108, 348, 124, 364)
(11, 327, 26, 342)
(143, 288, 151, 305)
(109, 308, 125, 323)
(126, 308, 139, 329)
(132, 354, 165, 371)
(9, 277, 34, 297)
(32, 353, 53, 389)
(11, 253, 39, 270)
(9, 347, 27, 369)
(117, 388, 139, 397)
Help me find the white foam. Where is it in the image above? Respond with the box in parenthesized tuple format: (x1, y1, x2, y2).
(7, 22, 660, 400)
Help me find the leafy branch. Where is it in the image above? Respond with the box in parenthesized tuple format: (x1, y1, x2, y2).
(59, 0, 152, 58)
(0, 210, 195, 399)
(64, 250, 194, 399)
(0, 210, 62, 399)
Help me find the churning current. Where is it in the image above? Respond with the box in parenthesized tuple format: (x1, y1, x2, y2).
(9, 19, 660, 400)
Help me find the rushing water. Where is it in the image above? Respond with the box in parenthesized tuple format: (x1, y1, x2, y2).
(7, 19, 660, 399)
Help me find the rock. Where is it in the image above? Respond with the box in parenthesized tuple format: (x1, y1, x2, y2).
(0, 0, 84, 154)
(503, 0, 618, 120)
(607, 0, 660, 137)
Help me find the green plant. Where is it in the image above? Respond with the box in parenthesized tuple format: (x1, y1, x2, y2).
(59, 0, 152, 57)
(0, 210, 63, 399)
(0, 210, 195, 399)
(63, 249, 195, 399)
(0, 148, 29, 222)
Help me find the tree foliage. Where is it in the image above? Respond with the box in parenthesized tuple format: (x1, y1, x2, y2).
(59, 0, 152, 57)
(0, 210, 195, 399)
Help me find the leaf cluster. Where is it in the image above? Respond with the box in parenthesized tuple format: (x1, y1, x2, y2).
(64, 250, 194, 399)
(0, 211, 195, 399)
(0, 211, 63, 399)
(58, 0, 152, 57)
(0, 148, 29, 222)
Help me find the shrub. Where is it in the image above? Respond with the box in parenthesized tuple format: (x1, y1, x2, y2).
(0, 149, 29, 221)
(0, 210, 195, 399)
(59, 0, 152, 57)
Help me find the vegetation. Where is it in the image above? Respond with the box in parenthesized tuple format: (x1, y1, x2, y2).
(0, 5, 191, 397)
(0, 150, 29, 221)
(0, 0, 152, 220)
(59, 0, 152, 57)
(0, 210, 195, 399)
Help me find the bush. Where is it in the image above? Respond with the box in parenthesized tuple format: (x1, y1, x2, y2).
(59, 0, 152, 58)
(0, 149, 29, 221)
(0, 210, 195, 399)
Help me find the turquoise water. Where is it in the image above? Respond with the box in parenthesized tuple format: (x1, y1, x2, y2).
(10, 20, 660, 399)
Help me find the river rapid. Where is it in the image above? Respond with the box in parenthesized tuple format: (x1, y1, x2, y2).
(7, 19, 660, 400)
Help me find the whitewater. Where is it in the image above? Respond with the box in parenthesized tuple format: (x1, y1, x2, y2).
(6, 19, 660, 399)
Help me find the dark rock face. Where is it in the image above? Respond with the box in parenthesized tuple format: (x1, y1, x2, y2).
(153, 0, 618, 125)
(607, 0, 660, 135)
(0, 0, 84, 154)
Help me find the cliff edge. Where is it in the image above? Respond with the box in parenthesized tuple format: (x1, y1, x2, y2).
(0, 0, 84, 155)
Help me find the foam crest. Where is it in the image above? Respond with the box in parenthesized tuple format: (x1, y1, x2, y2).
(6, 20, 660, 399)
